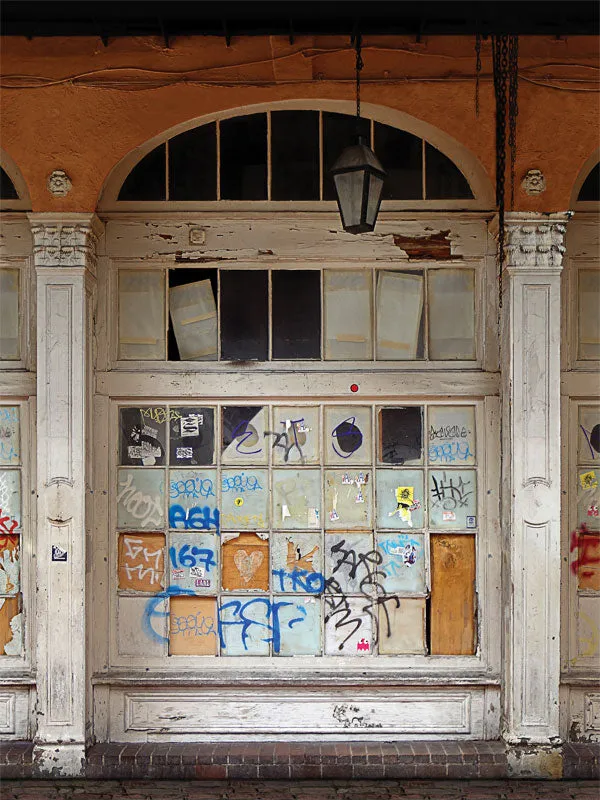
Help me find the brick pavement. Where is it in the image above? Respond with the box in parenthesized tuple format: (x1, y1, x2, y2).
(0, 779, 599, 799)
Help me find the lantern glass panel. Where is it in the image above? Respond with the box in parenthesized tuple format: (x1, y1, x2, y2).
(366, 173, 384, 227)
(333, 170, 366, 230)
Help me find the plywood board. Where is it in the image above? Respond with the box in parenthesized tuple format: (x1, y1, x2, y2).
(324, 595, 372, 656)
(272, 469, 321, 530)
(118, 270, 165, 360)
(324, 470, 372, 530)
(571, 529, 600, 591)
(271, 532, 323, 594)
(376, 533, 426, 594)
(119, 406, 167, 466)
(169, 407, 215, 466)
(116, 468, 165, 530)
(277, 597, 321, 655)
(222, 533, 269, 592)
(428, 405, 476, 466)
(169, 279, 217, 361)
(578, 406, 600, 465)
(578, 469, 600, 532)
(219, 595, 271, 655)
(324, 270, 372, 360)
(169, 532, 218, 593)
(378, 407, 423, 465)
(430, 534, 476, 655)
(324, 406, 371, 465)
(222, 406, 268, 464)
(428, 469, 477, 529)
(0, 534, 19, 595)
(324, 533, 374, 594)
(117, 595, 167, 657)
(118, 533, 165, 593)
(428, 269, 475, 360)
(376, 469, 424, 530)
(379, 597, 426, 655)
(221, 469, 268, 530)
(0, 596, 20, 655)
(0, 470, 20, 531)
(0, 269, 19, 360)
(169, 596, 218, 655)
(271, 407, 320, 465)
(0, 407, 20, 466)
(376, 271, 424, 360)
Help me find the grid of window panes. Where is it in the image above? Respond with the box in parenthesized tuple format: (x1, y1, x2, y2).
(0, 406, 22, 656)
(118, 266, 476, 362)
(115, 403, 478, 658)
(117, 111, 473, 203)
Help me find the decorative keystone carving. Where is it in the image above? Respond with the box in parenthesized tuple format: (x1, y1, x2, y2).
(521, 169, 547, 196)
(30, 219, 101, 269)
(47, 169, 72, 197)
(505, 221, 567, 270)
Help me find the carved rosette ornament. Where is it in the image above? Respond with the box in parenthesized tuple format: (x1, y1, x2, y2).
(30, 219, 101, 270)
(47, 169, 72, 197)
(521, 168, 547, 196)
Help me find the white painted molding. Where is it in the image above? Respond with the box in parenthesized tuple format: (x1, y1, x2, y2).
(29, 213, 102, 271)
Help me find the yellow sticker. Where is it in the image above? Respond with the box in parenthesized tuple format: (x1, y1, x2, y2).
(395, 486, 414, 506)
(234, 497, 244, 507)
(580, 471, 598, 490)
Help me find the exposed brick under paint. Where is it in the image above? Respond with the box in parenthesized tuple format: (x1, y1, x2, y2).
(0, 741, 598, 781)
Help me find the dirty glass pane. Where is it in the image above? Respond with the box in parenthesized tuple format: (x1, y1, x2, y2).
(428, 469, 477, 529)
(271, 111, 319, 200)
(0, 407, 20, 466)
(222, 406, 267, 465)
(169, 407, 215, 466)
(271, 407, 319, 465)
(119, 407, 167, 466)
(374, 124, 423, 200)
(570, 529, 600, 591)
(271, 532, 324, 594)
(272, 270, 321, 359)
(578, 270, 600, 360)
(221, 469, 268, 530)
(118, 595, 166, 657)
(428, 269, 475, 360)
(578, 406, 600, 465)
(118, 143, 166, 201)
(324, 595, 373, 656)
(169, 596, 218, 655)
(324, 406, 371, 465)
(168, 469, 218, 529)
(378, 407, 423, 465)
(376, 533, 426, 594)
(117, 532, 165, 593)
(324, 470, 372, 530)
(118, 270, 165, 360)
(168, 123, 217, 201)
(324, 271, 372, 360)
(428, 406, 476, 466)
(376, 270, 424, 360)
(168, 533, 219, 594)
(218, 595, 271, 655)
(272, 469, 321, 530)
(220, 270, 268, 361)
(220, 113, 267, 200)
(116, 468, 165, 530)
(0, 535, 19, 595)
(425, 143, 473, 199)
(325, 532, 373, 594)
(0, 269, 19, 360)
(376, 469, 424, 529)
(379, 598, 426, 654)
(277, 598, 321, 655)
(0, 470, 20, 529)
(577, 469, 600, 532)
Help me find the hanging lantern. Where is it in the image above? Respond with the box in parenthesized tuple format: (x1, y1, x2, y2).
(331, 33, 385, 234)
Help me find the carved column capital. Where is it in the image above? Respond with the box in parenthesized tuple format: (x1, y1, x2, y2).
(28, 213, 103, 271)
(504, 213, 570, 272)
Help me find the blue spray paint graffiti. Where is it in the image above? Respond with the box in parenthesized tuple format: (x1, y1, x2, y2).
(271, 568, 325, 594)
(168, 505, 220, 530)
(169, 544, 217, 572)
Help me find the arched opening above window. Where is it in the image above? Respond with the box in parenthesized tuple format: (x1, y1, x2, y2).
(116, 111, 474, 204)
(577, 162, 600, 202)
(0, 166, 19, 201)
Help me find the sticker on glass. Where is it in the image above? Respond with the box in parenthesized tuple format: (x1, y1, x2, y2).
(119, 407, 167, 466)
(169, 407, 215, 466)
(221, 469, 268, 530)
(169, 532, 218, 593)
(222, 406, 267, 464)
(270, 407, 319, 465)
(429, 470, 477, 529)
(324, 470, 372, 529)
(376, 469, 424, 529)
(272, 469, 321, 530)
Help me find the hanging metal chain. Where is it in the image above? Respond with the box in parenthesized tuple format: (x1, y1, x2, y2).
(355, 32, 363, 126)
(508, 35, 519, 209)
(475, 33, 482, 117)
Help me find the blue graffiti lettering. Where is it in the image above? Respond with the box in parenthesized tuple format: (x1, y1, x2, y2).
(271, 568, 325, 594)
(230, 419, 263, 456)
(428, 441, 472, 463)
(142, 584, 195, 643)
(169, 544, 217, 572)
(168, 504, 220, 531)
(218, 597, 293, 654)
(169, 476, 215, 500)
(221, 473, 263, 493)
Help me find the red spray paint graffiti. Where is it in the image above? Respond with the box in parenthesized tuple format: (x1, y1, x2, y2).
(570, 523, 600, 591)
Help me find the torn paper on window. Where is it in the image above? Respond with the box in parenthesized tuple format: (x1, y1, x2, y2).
(324, 271, 372, 360)
(169, 278, 217, 360)
(428, 269, 475, 360)
(0, 269, 19, 360)
(118, 270, 165, 360)
(376, 271, 423, 360)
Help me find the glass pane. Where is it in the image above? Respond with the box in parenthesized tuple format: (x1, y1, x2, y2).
(168, 533, 219, 594)
(376, 469, 424, 529)
(578, 163, 600, 202)
(118, 270, 165, 360)
(219, 594, 270, 655)
(376, 533, 426, 593)
(220, 270, 268, 360)
(272, 469, 321, 530)
(379, 598, 426, 654)
(374, 124, 422, 200)
(118, 144, 166, 201)
(578, 270, 600, 360)
(271, 407, 320, 465)
(119, 406, 167, 466)
(425, 143, 473, 199)
(378, 407, 423, 465)
(324, 469, 373, 530)
(0, 407, 20, 466)
(169, 469, 217, 529)
(271, 111, 319, 200)
(168, 268, 217, 361)
(221, 468, 269, 530)
(323, 112, 370, 200)
(333, 171, 364, 230)
(578, 406, 600, 465)
(271, 532, 324, 594)
(272, 270, 321, 359)
(118, 596, 166, 657)
(0, 470, 20, 529)
(325, 594, 373, 656)
(428, 469, 477, 529)
(168, 123, 217, 201)
(169, 407, 215, 466)
(376, 271, 424, 360)
(325, 533, 373, 593)
(428, 406, 476, 465)
(222, 406, 268, 465)
(0, 167, 18, 200)
(428, 269, 475, 360)
(277, 598, 321, 655)
(578, 469, 600, 532)
(324, 270, 372, 360)
(0, 269, 19, 360)
(324, 406, 371, 465)
(220, 114, 267, 200)
(116, 468, 165, 530)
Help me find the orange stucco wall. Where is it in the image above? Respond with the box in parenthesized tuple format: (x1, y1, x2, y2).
(1, 34, 598, 211)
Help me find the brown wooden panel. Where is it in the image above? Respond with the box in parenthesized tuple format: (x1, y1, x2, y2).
(118, 533, 165, 593)
(169, 596, 217, 656)
(430, 534, 476, 655)
(222, 532, 269, 591)
(0, 595, 19, 655)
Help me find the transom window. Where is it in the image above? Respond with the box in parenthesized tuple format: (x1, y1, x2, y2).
(117, 111, 473, 203)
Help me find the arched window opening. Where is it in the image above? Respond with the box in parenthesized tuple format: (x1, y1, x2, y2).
(577, 162, 600, 202)
(0, 166, 19, 200)
(117, 111, 474, 203)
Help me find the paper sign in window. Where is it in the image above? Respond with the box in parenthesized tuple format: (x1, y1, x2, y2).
(428, 406, 476, 466)
(119, 407, 167, 466)
(169, 278, 217, 360)
(379, 598, 426, 655)
(324, 271, 372, 360)
(118, 533, 165, 593)
(0, 407, 20, 466)
(118, 270, 165, 360)
(169, 407, 215, 466)
(0, 269, 19, 360)
(376, 271, 423, 360)
(428, 269, 475, 360)
(578, 270, 600, 360)
(169, 596, 218, 655)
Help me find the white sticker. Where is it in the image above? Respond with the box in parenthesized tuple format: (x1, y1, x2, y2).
(466, 515, 477, 528)
(181, 415, 201, 437)
(190, 566, 205, 578)
(172, 568, 184, 580)
(355, 491, 365, 504)
(443, 510, 456, 522)
(176, 447, 193, 459)
(329, 509, 340, 522)
(142, 425, 158, 438)
(307, 507, 320, 527)
(128, 445, 142, 459)
(282, 504, 291, 521)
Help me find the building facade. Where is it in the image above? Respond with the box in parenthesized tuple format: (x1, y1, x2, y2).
(0, 8, 598, 778)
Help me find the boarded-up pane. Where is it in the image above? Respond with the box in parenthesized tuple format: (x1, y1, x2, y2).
(271, 407, 320, 465)
(221, 469, 268, 530)
(428, 406, 476, 466)
(169, 532, 218, 593)
(578, 270, 600, 360)
(325, 406, 371, 465)
(325, 595, 372, 656)
(571, 529, 600, 591)
(0, 596, 21, 655)
(376, 470, 424, 530)
(116, 468, 165, 530)
(378, 407, 423, 465)
(118, 595, 166, 657)
(324, 471, 372, 530)
(222, 533, 269, 592)
(169, 596, 218, 655)
(277, 597, 321, 655)
(118, 270, 165, 360)
(219, 595, 270, 655)
(376, 271, 424, 360)
(577, 596, 600, 658)
(169, 279, 217, 361)
(222, 406, 267, 465)
(428, 269, 475, 360)
(0, 470, 20, 530)
(118, 533, 165, 593)
(578, 406, 600, 464)
(376, 533, 426, 593)
(272, 469, 321, 530)
(0, 269, 19, 360)
(271, 533, 323, 594)
(429, 469, 477, 529)
(325, 533, 373, 593)
(0, 534, 19, 595)
(169, 407, 215, 466)
(430, 534, 476, 655)
(379, 597, 426, 654)
(0, 407, 20, 466)
(119, 407, 167, 466)
(578, 469, 600, 532)
(324, 271, 372, 360)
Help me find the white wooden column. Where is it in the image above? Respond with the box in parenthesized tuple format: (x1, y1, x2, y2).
(29, 213, 101, 776)
(502, 213, 568, 749)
